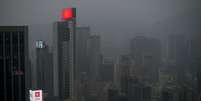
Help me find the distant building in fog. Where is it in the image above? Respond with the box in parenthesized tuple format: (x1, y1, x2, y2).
(167, 34, 192, 84)
(191, 34, 201, 94)
(76, 27, 91, 80)
(119, 55, 132, 95)
(0, 26, 31, 101)
(36, 40, 54, 98)
(167, 34, 188, 65)
(87, 35, 101, 81)
(127, 77, 151, 101)
(130, 36, 161, 83)
(100, 57, 114, 82)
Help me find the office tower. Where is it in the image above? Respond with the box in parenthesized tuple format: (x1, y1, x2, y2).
(36, 41, 54, 99)
(167, 34, 188, 65)
(161, 80, 197, 101)
(119, 55, 132, 95)
(87, 35, 101, 81)
(108, 87, 128, 101)
(0, 26, 31, 101)
(100, 57, 114, 82)
(130, 36, 161, 83)
(108, 88, 119, 101)
(113, 57, 121, 89)
(53, 8, 76, 100)
(167, 34, 190, 84)
(191, 34, 201, 94)
(127, 77, 151, 101)
(76, 27, 91, 79)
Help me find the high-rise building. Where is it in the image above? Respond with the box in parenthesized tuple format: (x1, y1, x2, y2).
(130, 36, 161, 83)
(108, 88, 119, 101)
(76, 27, 90, 79)
(53, 8, 76, 100)
(127, 77, 151, 101)
(100, 57, 114, 82)
(119, 55, 132, 95)
(191, 34, 201, 94)
(87, 35, 101, 81)
(167, 34, 188, 65)
(0, 26, 31, 101)
(167, 34, 190, 84)
(36, 41, 54, 99)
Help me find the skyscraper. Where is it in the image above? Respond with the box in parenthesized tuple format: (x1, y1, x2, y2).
(130, 36, 161, 83)
(100, 57, 114, 82)
(87, 35, 101, 81)
(53, 8, 76, 100)
(76, 27, 91, 80)
(167, 34, 189, 84)
(167, 34, 188, 65)
(0, 26, 31, 101)
(191, 34, 201, 94)
(119, 55, 132, 95)
(36, 41, 54, 99)
(127, 77, 151, 101)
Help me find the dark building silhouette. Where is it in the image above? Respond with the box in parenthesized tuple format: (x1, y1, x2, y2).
(36, 41, 54, 99)
(53, 8, 76, 100)
(0, 26, 31, 101)
(76, 27, 91, 79)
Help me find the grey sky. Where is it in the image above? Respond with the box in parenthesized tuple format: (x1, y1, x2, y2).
(0, 0, 200, 56)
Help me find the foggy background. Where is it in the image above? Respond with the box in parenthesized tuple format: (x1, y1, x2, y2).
(0, 0, 201, 57)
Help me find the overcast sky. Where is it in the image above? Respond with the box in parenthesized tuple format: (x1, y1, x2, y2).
(0, 0, 201, 56)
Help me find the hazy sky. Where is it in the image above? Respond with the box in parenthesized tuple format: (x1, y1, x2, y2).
(0, 0, 201, 56)
(1, 0, 200, 25)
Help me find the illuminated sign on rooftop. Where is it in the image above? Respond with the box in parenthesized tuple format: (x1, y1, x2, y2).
(61, 8, 76, 20)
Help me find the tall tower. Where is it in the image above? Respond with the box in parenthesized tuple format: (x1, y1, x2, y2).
(87, 35, 101, 81)
(36, 41, 54, 98)
(76, 27, 90, 80)
(0, 26, 31, 101)
(130, 36, 161, 83)
(53, 8, 76, 101)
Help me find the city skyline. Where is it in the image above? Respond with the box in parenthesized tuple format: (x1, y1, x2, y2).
(0, 1, 201, 101)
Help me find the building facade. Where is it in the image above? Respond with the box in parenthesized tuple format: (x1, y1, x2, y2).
(36, 41, 54, 99)
(87, 35, 101, 81)
(130, 36, 161, 83)
(76, 27, 91, 80)
(53, 7, 76, 101)
(0, 26, 31, 101)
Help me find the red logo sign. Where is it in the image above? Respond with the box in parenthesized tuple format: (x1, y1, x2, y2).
(35, 92, 40, 97)
(61, 8, 73, 20)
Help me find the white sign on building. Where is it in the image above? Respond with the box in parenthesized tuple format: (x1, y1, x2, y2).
(36, 41, 45, 48)
(29, 90, 43, 101)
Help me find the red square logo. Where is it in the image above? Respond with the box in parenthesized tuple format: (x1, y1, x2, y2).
(35, 92, 40, 97)
(61, 8, 73, 20)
